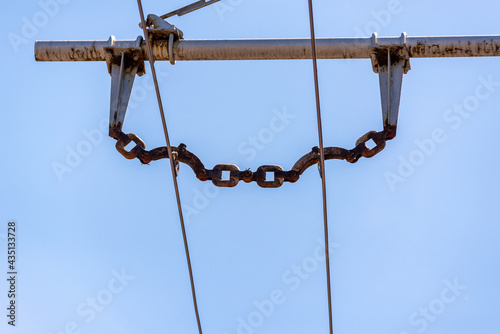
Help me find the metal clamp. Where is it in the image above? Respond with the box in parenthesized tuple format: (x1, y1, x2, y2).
(168, 33, 176, 65)
(142, 14, 183, 65)
(104, 36, 145, 138)
(370, 32, 411, 140)
(143, 14, 184, 39)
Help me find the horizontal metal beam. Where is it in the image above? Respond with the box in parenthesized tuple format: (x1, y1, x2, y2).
(35, 35, 500, 62)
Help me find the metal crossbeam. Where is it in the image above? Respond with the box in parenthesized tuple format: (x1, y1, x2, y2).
(35, 35, 500, 62)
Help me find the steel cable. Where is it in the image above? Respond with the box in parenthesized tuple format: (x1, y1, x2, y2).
(307, 1, 334, 333)
(137, 1, 203, 333)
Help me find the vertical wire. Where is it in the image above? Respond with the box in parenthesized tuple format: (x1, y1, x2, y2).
(307, 1, 334, 333)
(137, 2, 203, 333)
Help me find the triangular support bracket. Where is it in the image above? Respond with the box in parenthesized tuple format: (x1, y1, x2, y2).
(370, 32, 411, 140)
(104, 35, 146, 139)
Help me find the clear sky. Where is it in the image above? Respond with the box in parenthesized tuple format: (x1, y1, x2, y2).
(1, 1, 500, 334)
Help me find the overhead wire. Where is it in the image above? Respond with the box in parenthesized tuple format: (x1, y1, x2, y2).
(307, 1, 334, 333)
(136, 1, 203, 334)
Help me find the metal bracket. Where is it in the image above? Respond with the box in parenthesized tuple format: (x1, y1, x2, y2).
(370, 32, 411, 139)
(104, 36, 145, 138)
(141, 14, 184, 65)
(141, 14, 184, 40)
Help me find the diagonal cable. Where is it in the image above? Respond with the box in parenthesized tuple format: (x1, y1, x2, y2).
(137, 1, 203, 334)
(307, 1, 334, 333)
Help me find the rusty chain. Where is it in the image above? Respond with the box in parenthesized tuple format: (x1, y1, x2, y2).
(110, 126, 393, 188)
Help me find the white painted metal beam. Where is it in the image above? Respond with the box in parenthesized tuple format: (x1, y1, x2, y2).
(35, 35, 500, 62)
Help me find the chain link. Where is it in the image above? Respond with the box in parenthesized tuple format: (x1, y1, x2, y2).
(111, 127, 391, 188)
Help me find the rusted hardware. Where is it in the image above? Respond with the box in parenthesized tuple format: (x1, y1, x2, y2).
(114, 131, 180, 175)
(88, 20, 399, 189)
(370, 32, 410, 140)
(110, 127, 393, 188)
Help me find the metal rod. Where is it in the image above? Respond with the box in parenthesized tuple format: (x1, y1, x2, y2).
(160, 0, 221, 19)
(35, 35, 500, 62)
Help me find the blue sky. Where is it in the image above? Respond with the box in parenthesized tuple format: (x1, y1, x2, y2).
(2, 1, 500, 333)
